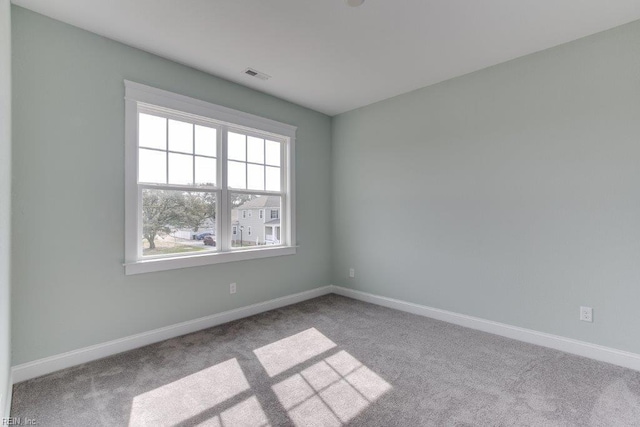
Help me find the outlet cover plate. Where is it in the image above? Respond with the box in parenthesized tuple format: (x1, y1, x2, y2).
(580, 306, 593, 322)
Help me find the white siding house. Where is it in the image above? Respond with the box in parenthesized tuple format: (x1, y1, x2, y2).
(232, 196, 281, 246)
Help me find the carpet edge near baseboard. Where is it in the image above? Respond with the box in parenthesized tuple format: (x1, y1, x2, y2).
(330, 285, 640, 372)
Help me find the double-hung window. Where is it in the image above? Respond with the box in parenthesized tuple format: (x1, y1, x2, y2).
(124, 81, 296, 274)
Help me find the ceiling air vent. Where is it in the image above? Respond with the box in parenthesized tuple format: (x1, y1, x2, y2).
(243, 68, 271, 81)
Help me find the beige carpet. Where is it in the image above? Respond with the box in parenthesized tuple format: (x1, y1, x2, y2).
(11, 294, 640, 426)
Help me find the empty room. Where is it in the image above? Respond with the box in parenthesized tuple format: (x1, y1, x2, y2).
(2, 0, 640, 425)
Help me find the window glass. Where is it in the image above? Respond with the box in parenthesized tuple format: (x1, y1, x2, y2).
(265, 140, 280, 166)
(231, 194, 282, 248)
(139, 113, 166, 150)
(142, 189, 216, 257)
(247, 136, 264, 164)
(228, 132, 246, 161)
(139, 149, 166, 184)
(195, 125, 216, 157)
(168, 119, 193, 154)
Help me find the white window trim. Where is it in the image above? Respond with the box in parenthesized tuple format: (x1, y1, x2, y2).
(124, 81, 297, 275)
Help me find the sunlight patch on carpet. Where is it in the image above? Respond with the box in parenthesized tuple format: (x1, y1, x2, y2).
(129, 358, 251, 426)
(254, 328, 337, 377)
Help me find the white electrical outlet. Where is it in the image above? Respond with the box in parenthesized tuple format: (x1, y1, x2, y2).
(230, 283, 237, 294)
(580, 306, 593, 322)
(349, 268, 355, 278)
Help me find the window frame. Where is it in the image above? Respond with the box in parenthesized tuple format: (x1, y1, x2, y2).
(124, 81, 297, 275)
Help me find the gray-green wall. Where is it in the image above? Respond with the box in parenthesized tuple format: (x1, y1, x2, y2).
(1, 0, 11, 416)
(11, 6, 332, 365)
(332, 21, 640, 354)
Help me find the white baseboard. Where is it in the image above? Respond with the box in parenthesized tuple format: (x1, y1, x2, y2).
(12, 285, 333, 383)
(3, 372, 11, 419)
(330, 285, 640, 372)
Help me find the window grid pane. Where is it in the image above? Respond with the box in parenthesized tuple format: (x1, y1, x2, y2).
(168, 119, 193, 154)
(228, 161, 247, 189)
(195, 125, 217, 157)
(195, 156, 217, 187)
(168, 153, 193, 185)
(247, 164, 265, 191)
(247, 136, 264, 164)
(265, 166, 281, 192)
(139, 113, 167, 150)
(228, 132, 246, 161)
(265, 140, 281, 166)
(139, 148, 167, 184)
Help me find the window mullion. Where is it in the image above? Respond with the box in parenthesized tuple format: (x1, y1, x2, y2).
(280, 138, 286, 245)
(137, 185, 143, 258)
(165, 118, 169, 185)
(192, 124, 195, 185)
(244, 135, 248, 192)
(219, 125, 229, 252)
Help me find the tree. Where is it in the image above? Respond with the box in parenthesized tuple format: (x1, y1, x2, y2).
(142, 190, 188, 249)
(184, 192, 216, 232)
(143, 190, 244, 250)
(231, 193, 254, 208)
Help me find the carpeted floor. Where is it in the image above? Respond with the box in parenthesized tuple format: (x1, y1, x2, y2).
(11, 294, 640, 426)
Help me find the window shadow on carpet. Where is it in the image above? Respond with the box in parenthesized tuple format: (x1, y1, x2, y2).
(128, 327, 392, 426)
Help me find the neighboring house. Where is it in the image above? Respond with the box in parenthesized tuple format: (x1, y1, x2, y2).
(232, 196, 281, 246)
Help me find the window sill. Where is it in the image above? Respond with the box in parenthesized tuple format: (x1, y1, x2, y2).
(124, 246, 297, 275)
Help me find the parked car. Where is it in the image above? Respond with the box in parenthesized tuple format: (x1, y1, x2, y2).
(203, 236, 216, 246)
(196, 232, 213, 240)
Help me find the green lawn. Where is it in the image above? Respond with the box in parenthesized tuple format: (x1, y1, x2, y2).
(142, 245, 206, 256)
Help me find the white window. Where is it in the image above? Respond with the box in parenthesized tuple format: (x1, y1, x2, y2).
(271, 209, 279, 220)
(248, 210, 252, 218)
(124, 81, 296, 274)
(259, 209, 264, 219)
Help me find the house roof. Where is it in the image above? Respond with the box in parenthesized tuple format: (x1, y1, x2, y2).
(264, 219, 280, 225)
(236, 196, 280, 210)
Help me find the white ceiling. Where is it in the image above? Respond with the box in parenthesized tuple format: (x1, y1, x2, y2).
(12, 0, 640, 116)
